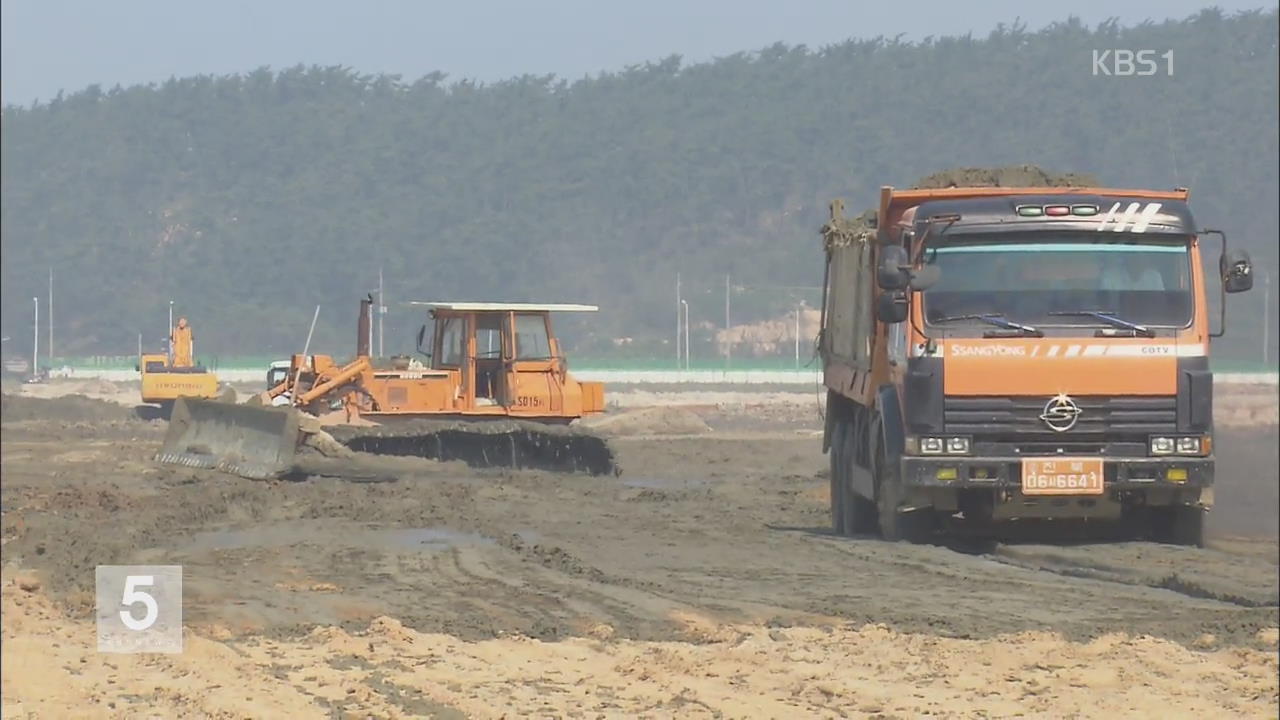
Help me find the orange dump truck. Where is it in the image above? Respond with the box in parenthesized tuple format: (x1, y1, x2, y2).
(820, 185, 1255, 546)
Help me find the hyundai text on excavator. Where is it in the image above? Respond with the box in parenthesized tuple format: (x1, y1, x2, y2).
(820, 184, 1253, 546)
(157, 298, 614, 478)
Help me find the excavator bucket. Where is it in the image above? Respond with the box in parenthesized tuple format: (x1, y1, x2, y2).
(155, 397, 302, 480)
(328, 419, 618, 476)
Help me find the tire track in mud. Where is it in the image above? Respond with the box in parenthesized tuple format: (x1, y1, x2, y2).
(986, 544, 1280, 609)
(485, 532, 724, 641)
(399, 544, 578, 640)
(788, 531, 1279, 646)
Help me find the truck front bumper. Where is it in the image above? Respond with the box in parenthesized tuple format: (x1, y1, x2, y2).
(900, 455, 1213, 491)
(900, 455, 1214, 519)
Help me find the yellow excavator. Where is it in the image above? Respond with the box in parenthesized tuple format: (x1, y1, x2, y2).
(138, 316, 227, 408)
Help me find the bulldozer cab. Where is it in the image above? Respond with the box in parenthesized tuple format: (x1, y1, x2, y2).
(414, 302, 597, 415)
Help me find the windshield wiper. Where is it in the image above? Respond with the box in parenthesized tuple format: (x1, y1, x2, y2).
(1048, 310, 1155, 338)
(932, 313, 1043, 337)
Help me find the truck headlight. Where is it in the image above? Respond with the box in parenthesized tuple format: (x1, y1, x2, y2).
(1175, 437, 1201, 455)
(1150, 436, 1209, 456)
(918, 436, 969, 455)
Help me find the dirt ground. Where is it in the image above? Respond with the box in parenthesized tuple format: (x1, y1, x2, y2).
(1, 386, 1277, 718)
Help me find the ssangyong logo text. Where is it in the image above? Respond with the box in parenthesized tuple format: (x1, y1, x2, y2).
(950, 345, 1027, 357)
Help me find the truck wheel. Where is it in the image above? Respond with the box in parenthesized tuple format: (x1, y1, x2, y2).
(839, 419, 878, 535)
(1153, 505, 1205, 548)
(874, 432, 933, 543)
(829, 416, 848, 536)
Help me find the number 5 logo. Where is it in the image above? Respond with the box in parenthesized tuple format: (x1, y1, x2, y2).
(119, 575, 159, 631)
(96, 565, 182, 653)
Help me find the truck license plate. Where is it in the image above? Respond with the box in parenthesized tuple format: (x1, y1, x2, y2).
(1021, 458, 1104, 496)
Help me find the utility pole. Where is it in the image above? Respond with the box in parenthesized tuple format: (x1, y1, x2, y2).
(681, 299, 690, 370)
(32, 297, 39, 375)
(675, 273, 682, 368)
(724, 274, 731, 370)
(48, 267, 53, 367)
(168, 300, 174, 365)
(378, 267, 385, 359)
(1264, 271, 1272, 367)
(794, 305, 801, 369)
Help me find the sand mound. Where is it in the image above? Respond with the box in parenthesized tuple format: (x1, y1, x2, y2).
(576, 406, 711, 436)
(3, 575, 1276, 719)
(11, 377, 139, 407)
(0, 393, 136, 424)
(37, 378, 123, 396)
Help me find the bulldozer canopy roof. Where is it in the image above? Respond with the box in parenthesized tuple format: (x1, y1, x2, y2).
(407, 302, 598, 312)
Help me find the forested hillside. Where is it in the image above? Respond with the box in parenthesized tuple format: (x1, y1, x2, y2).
(2, 8, 1277, 364)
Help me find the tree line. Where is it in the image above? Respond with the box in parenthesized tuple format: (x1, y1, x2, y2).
(1, 8, 1276, 365)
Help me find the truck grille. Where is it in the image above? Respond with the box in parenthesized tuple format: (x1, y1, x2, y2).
(944, 396, 1177, 441)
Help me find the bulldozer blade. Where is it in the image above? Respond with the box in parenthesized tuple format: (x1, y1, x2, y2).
(328, 419, 618, 476)
(155, 397, 302, 480)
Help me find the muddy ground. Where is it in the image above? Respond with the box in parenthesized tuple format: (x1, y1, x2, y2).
(1, 389, 1277, 718)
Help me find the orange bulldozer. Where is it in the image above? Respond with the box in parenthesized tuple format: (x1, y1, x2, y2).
(156, 297, 615, 479)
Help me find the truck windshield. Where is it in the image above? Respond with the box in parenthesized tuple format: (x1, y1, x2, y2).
(921, 235, 1193, 330)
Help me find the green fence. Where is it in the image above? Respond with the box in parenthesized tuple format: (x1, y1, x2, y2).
(47, 354, 1278, 375)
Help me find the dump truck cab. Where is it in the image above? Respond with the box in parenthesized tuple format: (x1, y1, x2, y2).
(821, 186, 1254, 546)
(266, 360, 295, 406)
(267, 360, 291, 389)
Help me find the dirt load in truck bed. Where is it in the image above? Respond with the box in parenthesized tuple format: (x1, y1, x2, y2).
(910, 164, 1099, 189)
(824, 165, 1098, 250)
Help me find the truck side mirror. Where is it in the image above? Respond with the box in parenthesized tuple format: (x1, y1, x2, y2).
(876, 290, 909, 324)
(1221, 249, 1253, 293)
(877, 246, 911, 290)
(415, 324, 426, 351)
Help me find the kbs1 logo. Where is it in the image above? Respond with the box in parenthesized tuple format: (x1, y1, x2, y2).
(1092, 49, 1174, 76)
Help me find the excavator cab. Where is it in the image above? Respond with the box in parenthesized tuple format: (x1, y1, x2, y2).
(137, 318, 222, 407)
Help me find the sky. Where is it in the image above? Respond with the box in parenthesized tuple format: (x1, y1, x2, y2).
(1, 0, 1275, 105)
